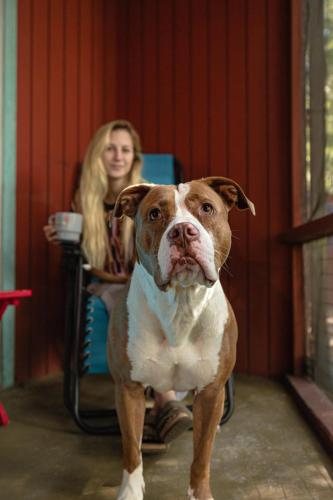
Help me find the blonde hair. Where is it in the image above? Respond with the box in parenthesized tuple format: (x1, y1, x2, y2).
(79, 120, 143, 270)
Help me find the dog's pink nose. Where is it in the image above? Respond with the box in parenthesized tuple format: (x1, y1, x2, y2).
(167, 222, 199, 246)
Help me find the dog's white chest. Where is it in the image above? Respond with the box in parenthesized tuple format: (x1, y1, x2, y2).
(126, 264, 229, 393)
(128, 327, 224, 393)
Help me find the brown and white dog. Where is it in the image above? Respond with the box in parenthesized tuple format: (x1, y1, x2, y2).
(107, 177, 255, 500)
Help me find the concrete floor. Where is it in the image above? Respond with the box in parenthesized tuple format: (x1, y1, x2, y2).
(0, 374, 332, 500)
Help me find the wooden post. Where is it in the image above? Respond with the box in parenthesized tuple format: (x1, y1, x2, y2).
(291, 0, 305, 376)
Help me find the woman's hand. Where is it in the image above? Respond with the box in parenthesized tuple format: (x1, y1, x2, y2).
(43, 221, 60, 245)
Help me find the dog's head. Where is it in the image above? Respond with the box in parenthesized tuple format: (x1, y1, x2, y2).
(113, 177, 255, 290)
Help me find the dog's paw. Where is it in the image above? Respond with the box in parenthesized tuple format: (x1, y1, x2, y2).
(187, 486, 213, 500)
(117, 463, 145, 500)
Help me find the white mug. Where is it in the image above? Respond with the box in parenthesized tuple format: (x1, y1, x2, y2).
(49, 212, 83, 243)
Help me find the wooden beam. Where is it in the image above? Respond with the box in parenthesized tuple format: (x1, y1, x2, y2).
(281, 213, 333, 245)
(286, 375, 333, 457)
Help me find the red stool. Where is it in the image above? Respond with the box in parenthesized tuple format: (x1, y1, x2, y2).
(0, 289, 32, 426)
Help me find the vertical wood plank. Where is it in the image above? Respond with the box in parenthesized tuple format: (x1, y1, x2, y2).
(116, 0, 129, 118)
(191, 0, 209, 179)
(127, 0, 143, 132)
(30, 0, 49, 378)
(268, 0, 292, 375)
(247, 0, 269, 376)
(78, 0, 93, 157)
(227, 0, 249, 373)
(16, 0, 32, 382)
(47, 0, 66, 373)
(208, 0, 227, 177)
(102, 0, 116, 123)
(173, 0, 191, 176)
(142, 0, 158, 151)
(291, 0, 306, 375)
(158, 0, 174, 152)
(208, 0, 229, 297)
(64, 0, 79, 207)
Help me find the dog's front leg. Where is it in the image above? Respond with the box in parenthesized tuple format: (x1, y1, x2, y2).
(188, 383, 225, 500)
(115, 382, 146, 500)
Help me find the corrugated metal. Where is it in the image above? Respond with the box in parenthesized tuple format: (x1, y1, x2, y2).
(16, 0, 292, 382)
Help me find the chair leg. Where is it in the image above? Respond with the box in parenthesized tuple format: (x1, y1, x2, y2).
(62, 245, 121, 434)
(182, 375, 234, 428)
(220, 374, 234, 425)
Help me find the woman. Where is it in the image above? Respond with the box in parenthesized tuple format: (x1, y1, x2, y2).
(44, 119, 192, 453)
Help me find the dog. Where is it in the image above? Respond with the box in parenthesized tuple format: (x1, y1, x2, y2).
(107, 176, 255, 500)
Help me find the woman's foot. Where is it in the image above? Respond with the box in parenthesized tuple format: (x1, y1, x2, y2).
(155, 400, 193, 443)
(141, 401, 193, 454)
(141, 409, 169, 455)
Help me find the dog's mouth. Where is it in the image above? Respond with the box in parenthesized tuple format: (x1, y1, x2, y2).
(161, 252, 217, 289)
(173, 255, 197, 271)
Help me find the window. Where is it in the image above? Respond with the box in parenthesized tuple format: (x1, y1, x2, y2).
(303, 0, 333, 396)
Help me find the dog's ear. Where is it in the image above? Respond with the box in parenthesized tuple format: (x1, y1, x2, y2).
(113, 183, 154, 219)
(199, 176, 255, 215)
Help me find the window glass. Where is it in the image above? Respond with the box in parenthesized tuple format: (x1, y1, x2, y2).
(304, 0, 333, 221)
(303, 0, 333, 397)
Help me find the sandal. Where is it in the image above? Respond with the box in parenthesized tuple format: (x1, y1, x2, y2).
(155, 401, 193, 444)
(141, 410, 170, 455)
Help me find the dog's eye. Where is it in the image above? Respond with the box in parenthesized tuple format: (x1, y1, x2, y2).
(148, 208, 161, 221)
(201, 202, 214, 215)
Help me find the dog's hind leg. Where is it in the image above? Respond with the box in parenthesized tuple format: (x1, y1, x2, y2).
(188, 383, 226, 500)
(115, 382, 146, 500)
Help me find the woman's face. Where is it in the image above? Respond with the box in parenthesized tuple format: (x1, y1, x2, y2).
(102, 129, 135, 180)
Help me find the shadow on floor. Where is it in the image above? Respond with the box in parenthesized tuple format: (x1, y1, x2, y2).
(0, 374, 332, 499)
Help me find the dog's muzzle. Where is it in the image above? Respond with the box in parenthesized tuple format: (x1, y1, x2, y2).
(158, 221, 219, 288)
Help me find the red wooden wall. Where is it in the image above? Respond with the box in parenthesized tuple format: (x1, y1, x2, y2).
(16, 0, 112, 381)
(16, 0, 292, 382)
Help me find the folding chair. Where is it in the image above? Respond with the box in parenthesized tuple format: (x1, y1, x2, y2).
(62, 154, 234, 434)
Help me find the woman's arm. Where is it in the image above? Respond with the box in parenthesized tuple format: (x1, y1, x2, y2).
(87, 266, 130, 284)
